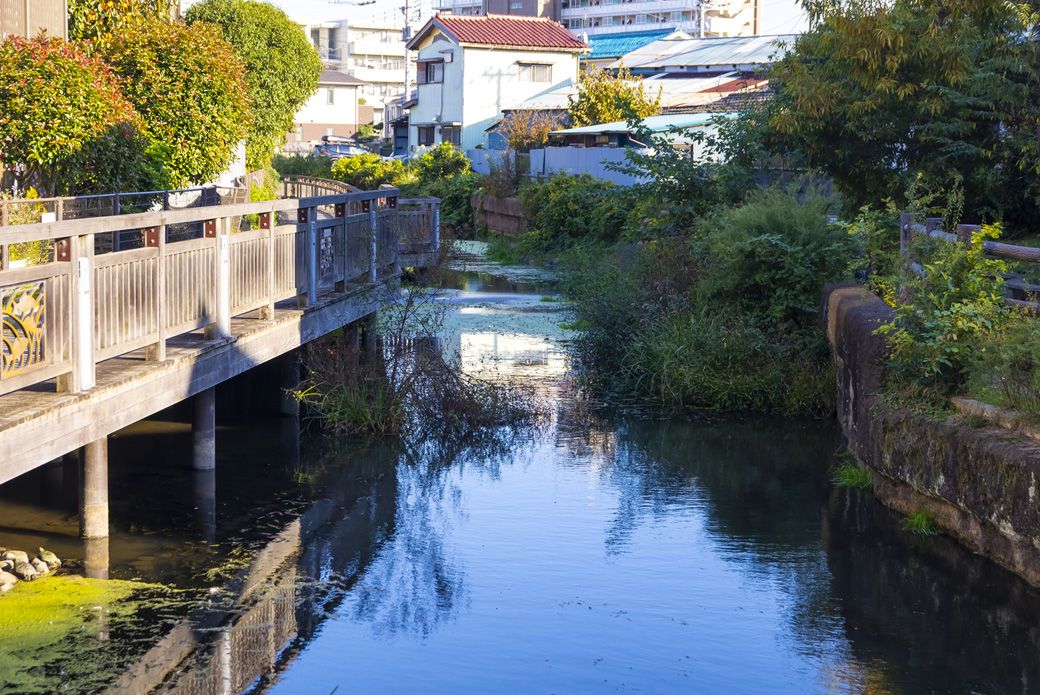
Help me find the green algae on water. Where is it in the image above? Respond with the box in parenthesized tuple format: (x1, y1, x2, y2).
(0, 575, 168, 692)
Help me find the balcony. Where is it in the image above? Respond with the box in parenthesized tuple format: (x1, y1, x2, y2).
(348, 40, 406, 58)
(562, 0, 695, 18)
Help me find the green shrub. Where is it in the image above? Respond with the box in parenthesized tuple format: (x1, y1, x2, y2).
(272, 154, 333, 179)
(186, 0, 321, 170)
(331, 153, 405, 190)
(0, 35, 160, 195)
(415, 172, 480, 235)
(411, 142, 470, 183)
(878, 225, 1009, 388)
(699, 188, 853, 326)
(845, 204, 901, 304)
(101, 21, 250, 187)
(520, 174, 629, 250)
(967, 313, 1040, 416)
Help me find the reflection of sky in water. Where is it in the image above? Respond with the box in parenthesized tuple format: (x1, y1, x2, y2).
(267, 263, 1040, 695)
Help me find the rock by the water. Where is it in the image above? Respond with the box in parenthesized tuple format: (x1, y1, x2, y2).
(0, 559, 12, 573)
(4, 550, 28, 565)
(37, 547, 61, 569)
(13, 560, 37, 581)
(0, 571, 16, 592)
(30, 558, 49, 576)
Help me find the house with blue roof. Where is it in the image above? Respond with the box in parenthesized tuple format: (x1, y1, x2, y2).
(582, 29, 691, 68)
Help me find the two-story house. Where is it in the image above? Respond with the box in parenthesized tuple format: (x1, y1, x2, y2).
(404, 14, 586, 151)
(288, 69, 369, 151)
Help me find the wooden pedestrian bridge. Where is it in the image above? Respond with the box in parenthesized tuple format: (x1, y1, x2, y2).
(0, 182, 440, 539)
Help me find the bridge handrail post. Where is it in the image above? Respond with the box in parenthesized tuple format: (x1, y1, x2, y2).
(432, 200, 441, 252)
(368, 202, 378, 283)
(65, 233, 96, 392)
(261, 204, 276, 320)
(216, 216, 232, 336)
(146, 224, 167, 361)
(307, 208, 319, 305)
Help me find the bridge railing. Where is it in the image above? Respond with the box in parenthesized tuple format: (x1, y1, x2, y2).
(0, 188, 435, 397)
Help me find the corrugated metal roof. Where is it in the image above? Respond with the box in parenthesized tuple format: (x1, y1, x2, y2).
(409, 13, 586, 51)
(618, 34, 797, 71)
(585, 29, 685, 60)
(551, 112, 738, 136)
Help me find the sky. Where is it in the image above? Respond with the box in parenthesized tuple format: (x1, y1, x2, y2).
(181, 0, 807, 34)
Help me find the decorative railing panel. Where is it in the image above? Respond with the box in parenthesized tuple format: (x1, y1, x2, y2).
(0, 188, 438, 397)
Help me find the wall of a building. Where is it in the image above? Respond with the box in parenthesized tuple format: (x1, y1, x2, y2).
(483, 0, 560, 20)
(460, 47, 578, 150)
(292, 84, 362, 147)
(0, 0, 67, 39)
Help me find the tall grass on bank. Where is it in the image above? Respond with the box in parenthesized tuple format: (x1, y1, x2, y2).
(294, 283, 542, 439)
(561, 188, 849, 416)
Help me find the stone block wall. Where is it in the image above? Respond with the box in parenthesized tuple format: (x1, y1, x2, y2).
(822, 284, 1040, 586)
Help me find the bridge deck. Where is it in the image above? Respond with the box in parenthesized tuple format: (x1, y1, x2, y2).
(0, 187, 440, 485)
(0, 279, 394, 484)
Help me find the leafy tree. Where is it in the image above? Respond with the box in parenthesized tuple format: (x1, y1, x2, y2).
(499, 109, 564, 152)
(186, 0, 321, 171)
(769, 0, 1040, 230)
(0, 35, 159, 195)
(568, 65, 661, 127)
(101, 21, 250, 187)
(68, 0, 175, 51)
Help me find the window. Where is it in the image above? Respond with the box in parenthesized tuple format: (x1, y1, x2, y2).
(510, 1, 524, 8)
(417, 60, 444, 84)
(519, 63, 552, 83)
(418, 126, 436, 146)
(326, 88, 335, 105)
(441, 125, 461, 146)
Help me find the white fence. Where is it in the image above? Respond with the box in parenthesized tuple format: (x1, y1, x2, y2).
(468, 147, 647, 186)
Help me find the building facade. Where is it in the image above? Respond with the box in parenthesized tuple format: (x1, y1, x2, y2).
(0, 0, 67, 39)
(308, 19, 409, 129)
(560, 0, 758, 38)
(405, 13, 585, 151)
(289, 70, 367, 150)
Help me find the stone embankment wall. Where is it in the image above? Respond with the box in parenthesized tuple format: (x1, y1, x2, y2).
(471, 192, 527, 237)
(822, 284, 1040, 586)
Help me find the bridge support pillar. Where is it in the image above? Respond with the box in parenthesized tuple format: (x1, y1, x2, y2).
(83, 537, 109, 580)
(361, 314, 378, 358)
(192, 469, 217, 542)
(279, 352, 300, 418)
(79, 438, 109, 540)
(192, 388, 216, 471)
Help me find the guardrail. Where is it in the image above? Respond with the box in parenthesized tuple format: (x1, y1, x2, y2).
(0, 188, 438, 397)
(281, 176, 358, 199)
(900, 213, 1040, 310)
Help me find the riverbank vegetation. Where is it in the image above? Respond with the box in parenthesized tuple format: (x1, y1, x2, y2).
(294, 282, 542, 440)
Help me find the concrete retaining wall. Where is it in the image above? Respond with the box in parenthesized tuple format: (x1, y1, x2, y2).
(471, 192, 527, 237)
(822, 284, 1040, 586)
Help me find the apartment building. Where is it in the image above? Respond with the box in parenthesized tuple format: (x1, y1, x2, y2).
(434, 0, 558, 19)
(308, 18, 409, 127)
(561, 0, 759, 37)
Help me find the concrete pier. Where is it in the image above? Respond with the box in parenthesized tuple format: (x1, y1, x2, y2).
(279, 352, 301, 418)
(192, 469, 217, 542)
(192, 388, 216, 471)
(79, 438, 109, 540)
(83, 536, 110, 580)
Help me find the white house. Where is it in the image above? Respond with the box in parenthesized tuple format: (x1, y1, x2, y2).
(404, 14, 587, 152)
(288, 70, 369, 151)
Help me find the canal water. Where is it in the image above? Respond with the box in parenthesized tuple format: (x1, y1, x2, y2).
(2, 245, 1040, 693)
